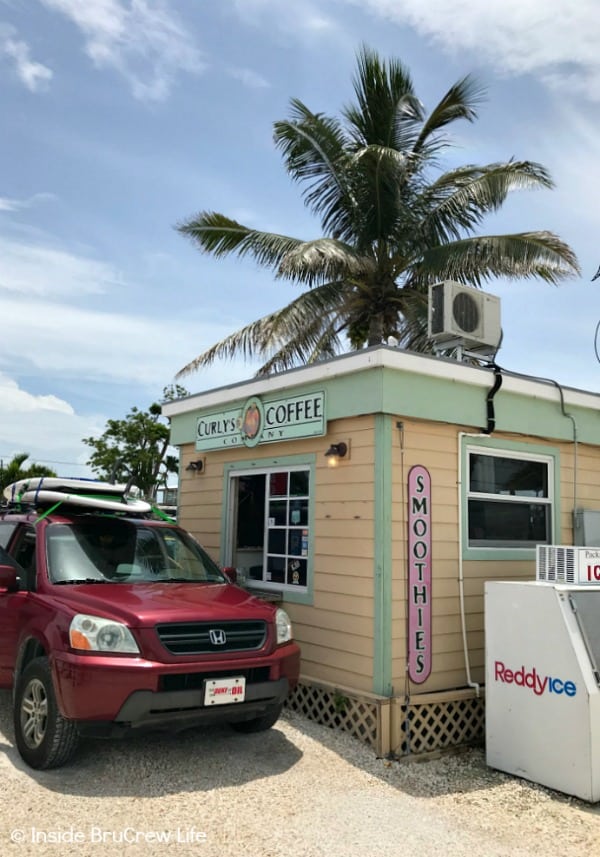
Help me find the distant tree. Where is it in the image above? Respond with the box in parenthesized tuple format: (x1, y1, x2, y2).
(0, 453, 57, 493)
(82, 385, 188, 500)
(177, 46, 579, 377)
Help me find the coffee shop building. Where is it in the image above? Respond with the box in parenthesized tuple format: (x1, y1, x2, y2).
(164, 346, 600, 757)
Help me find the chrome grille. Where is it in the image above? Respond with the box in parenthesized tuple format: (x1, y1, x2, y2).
(156, 620, 267, 654)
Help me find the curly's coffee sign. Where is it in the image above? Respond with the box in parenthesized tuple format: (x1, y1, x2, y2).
(196, 392, 325, 451)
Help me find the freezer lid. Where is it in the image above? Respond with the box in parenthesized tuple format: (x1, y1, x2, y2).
(570, 591, 600, 685)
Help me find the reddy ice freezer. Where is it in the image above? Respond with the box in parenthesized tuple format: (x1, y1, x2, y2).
(485, 580, 600, 802)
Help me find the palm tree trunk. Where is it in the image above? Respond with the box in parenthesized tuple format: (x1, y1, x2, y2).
(367, 313, 384, 346)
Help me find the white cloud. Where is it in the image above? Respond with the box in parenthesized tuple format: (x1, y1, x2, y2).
(231, 0, 341, 39)
(0, 198, 20, 212)
(351, 0, 600, 102)
(0, 373, 103, 476)
(228, 66, 270, 89)
(0, 293, 256, 389)
(0, 192, 57, 212)
(0, 373, 74, 415)
(40, 0, 204, 101)
(0, 237, 124, 297)
(0, 227, 260, 392)
(0, 23, 53, 92)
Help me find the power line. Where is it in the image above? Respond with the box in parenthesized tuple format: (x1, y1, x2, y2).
(0, 455, 87, 467)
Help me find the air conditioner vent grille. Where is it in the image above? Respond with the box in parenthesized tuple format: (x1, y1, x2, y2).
(537, 545, 576, 583)
(430, 283, 444, 335)
(453, 292, 480, 333)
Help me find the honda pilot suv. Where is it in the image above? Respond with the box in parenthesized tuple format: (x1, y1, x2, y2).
(0, 498, 300, 769)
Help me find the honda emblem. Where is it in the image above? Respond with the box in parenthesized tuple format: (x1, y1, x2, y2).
(209, 628, 227, 646)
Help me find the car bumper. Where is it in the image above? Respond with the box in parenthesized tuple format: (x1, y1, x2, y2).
(52, 643, 300, 724)
(76, 677, 290, 737)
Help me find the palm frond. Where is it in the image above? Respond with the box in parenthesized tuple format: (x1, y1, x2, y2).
(350, 143, 409, 173)
(256, 316, 343, 375)
(343, 45, 423, 151)
(176, 282, 346, 378)
(277, 238, 376, 285)
(417, 232, 581, 287)
(412, 160, 555, 244)
(348, 144, 412, 244)
(274, 101, 358, 239)
(177, 212, 305, 272)
(412, 75, 485, 158)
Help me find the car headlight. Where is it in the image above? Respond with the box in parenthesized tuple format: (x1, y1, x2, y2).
(275, 608, 293, 644)
(69, 614, 140, 654)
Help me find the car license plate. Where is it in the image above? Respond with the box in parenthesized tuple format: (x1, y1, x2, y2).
(204, 677, 246, 705)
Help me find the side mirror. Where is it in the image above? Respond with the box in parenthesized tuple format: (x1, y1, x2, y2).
(221, 566, 237, 584)
(0, 564, 19, 593)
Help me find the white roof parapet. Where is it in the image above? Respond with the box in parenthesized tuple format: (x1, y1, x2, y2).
(163, 346, 600, 418)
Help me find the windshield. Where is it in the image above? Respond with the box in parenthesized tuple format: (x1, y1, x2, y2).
(46, 518, 226, 584)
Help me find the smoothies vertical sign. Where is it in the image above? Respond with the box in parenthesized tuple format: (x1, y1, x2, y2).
(408, 465, 432, 683)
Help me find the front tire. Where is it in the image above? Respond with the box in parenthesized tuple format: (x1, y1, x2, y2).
(13, 657, 79, 769)
(230, 702, 283, 734)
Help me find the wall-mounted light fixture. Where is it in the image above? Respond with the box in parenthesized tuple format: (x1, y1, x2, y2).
(186, 459, 205, 473)
(324, 441, 348, 468)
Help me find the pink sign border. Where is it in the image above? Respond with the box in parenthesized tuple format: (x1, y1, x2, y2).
(407, 465, 432, 683)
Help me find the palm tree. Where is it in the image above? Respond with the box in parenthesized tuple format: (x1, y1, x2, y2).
(0, 453, 57, 494)
(176, 46, 579, 377)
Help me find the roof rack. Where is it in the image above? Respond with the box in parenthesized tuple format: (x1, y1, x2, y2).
(2, 478, 153, 517)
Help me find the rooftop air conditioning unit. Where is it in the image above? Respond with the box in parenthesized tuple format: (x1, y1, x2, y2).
(428, 281, 501, 354)
(536, 544, 600, 585)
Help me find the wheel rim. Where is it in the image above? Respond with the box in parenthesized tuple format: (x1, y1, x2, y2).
(20, 678, 48, 749)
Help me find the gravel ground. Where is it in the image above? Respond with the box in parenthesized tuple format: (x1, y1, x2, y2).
(1, 688, 599, 856)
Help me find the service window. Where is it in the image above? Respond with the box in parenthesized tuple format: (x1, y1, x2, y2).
(467, 448, 553, 548)
(229, 466, 311, 593)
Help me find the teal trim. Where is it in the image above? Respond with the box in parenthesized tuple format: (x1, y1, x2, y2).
(221, 453, 316, 606)
(373, 414, 393, 696)
(170, 361, 597, 448)
(460, 435, 561, 561)
(169, 372, 385, 446)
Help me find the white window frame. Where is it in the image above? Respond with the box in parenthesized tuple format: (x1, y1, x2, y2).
(226, 463, 312, 596)
(466, 446, 554, 550)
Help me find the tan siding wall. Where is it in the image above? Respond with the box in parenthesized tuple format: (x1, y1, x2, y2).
(177, 461, 224, 555)
(296, 415, 376, 690)
(177, 407, 600, 703)
(390, 421, 600, 696)
(178, 415, 377, 693)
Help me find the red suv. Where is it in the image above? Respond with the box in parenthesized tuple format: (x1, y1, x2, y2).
(0, 502, 300, 769)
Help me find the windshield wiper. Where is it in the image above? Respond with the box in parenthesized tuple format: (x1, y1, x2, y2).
(53, 578, 110, 585)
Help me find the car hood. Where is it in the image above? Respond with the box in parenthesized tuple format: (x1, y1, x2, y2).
(49, 582, 277, 626)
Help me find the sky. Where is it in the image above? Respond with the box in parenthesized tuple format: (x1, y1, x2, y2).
(1, 0, 600, 479)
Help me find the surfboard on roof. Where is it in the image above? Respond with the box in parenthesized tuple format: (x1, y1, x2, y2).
(2, 478, 152, 514)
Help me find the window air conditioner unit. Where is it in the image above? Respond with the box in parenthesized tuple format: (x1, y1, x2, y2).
(428, 281, 501, 353)
(537, 544, 600, 585)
